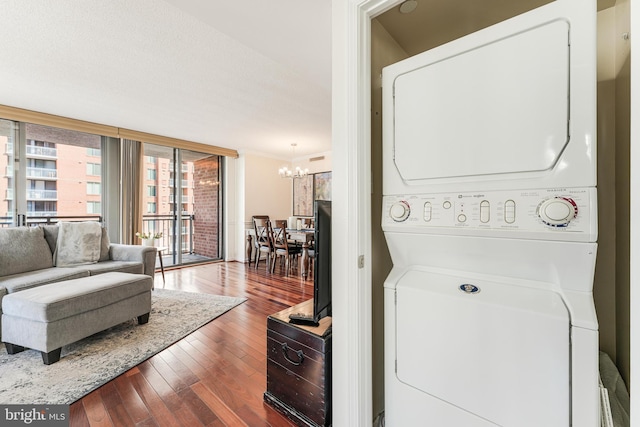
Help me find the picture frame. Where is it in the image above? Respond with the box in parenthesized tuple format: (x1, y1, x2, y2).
(292, 171, 332, 216)
(293, 174, 314, 216)
(313, 171, 332, 201)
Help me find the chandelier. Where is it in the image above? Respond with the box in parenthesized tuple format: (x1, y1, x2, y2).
(278, 143, 309, 179)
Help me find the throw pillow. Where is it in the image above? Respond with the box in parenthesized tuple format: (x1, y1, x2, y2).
(99, 227, 111, 261)
(40, 224, 59, 253)
(54, 222, 102, 267)
(0, 227, 53, 276)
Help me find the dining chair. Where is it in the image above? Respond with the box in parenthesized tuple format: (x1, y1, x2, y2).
(252, 216, 272, 270)
(275, 219, 300, 248)
(301, 217, 315, 229)
(269, 221, 302, 276)
(252, 215, 271, 261)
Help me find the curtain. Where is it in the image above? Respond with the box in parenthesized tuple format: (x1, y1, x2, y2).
(120, 139, 143, 244)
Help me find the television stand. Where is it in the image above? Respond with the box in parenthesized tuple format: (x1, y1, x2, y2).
(264, 300, 332, 427)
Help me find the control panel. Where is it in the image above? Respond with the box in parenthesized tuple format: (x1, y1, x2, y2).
(382, 187, 597, 242)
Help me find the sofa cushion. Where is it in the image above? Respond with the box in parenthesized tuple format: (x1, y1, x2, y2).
(0, 227, 53, 277)
(0, 267, 89, 294)
(83, 260, 144, 276)
(54, 222, 102, 267)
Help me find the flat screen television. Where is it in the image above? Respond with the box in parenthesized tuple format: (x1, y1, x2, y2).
(313, 200, 332, 322)
(288, 200, 331, 327)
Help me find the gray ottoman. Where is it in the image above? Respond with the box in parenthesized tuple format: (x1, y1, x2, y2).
(1, 272, 152, 364)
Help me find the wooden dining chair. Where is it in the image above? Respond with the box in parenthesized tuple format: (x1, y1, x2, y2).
(274, 219, 299, 248)
(269, 221, 302, 276)
(252, 215, 270, 261)
(252, 216, 272, 270)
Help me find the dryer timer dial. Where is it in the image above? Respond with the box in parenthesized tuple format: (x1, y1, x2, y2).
(390, 201, 411, 222)
(537, 197, 578, 227)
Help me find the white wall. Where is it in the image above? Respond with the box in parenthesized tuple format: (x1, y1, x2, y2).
(244, 152, 293, 222)
(226, 150, 333, 263)
(293, 151, 333, 174)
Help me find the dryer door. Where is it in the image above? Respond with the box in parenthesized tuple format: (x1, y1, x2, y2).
(392, 20, 569, 182)
(395, 270, 570, 427)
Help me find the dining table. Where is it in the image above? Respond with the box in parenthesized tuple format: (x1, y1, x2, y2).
(286, 228, 315, 280)
(245, 227, 315, 279)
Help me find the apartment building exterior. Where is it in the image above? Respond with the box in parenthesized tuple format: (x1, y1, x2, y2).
(1, 122, 221, 263)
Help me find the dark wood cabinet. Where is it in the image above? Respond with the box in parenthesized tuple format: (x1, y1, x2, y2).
(264, 300, 332, 427)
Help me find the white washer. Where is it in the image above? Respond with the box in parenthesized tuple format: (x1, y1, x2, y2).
(382, 1, 598, 426)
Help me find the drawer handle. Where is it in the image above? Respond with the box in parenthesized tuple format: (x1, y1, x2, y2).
(281, 342, 304, 366)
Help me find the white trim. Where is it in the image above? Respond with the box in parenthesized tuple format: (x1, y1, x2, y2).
(332, 0, 402, 425)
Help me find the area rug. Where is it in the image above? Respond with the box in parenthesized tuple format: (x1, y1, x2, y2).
(0, 289, 246, 405)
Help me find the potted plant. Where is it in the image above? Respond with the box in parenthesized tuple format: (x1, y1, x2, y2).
(135, 231, 163, 247)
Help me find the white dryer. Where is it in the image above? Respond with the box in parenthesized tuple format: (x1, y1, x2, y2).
(382, 1, 598, 426)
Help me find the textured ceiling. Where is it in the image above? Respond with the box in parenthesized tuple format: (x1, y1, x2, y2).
(0, 1, 611, 160)
(0, 0, 332, 159)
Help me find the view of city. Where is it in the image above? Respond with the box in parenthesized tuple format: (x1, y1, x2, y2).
(1, 121, 221, 266)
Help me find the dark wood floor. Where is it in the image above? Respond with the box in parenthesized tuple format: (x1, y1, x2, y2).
(70, 260, 315, 427)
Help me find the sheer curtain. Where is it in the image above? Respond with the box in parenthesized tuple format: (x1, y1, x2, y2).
(120, 139, 143, 244)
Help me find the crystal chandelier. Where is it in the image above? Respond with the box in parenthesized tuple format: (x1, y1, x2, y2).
(278, 143, 309, 179)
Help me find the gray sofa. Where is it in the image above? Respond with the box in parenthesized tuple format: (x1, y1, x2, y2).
(0, 224, 157, 341)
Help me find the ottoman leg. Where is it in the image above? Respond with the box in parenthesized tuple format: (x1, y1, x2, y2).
(5, 343, 25, 355)
(42, 348, 61, 365)
(137, 313, 150, 324)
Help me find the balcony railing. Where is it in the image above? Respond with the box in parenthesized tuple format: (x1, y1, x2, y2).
(27, 167, 57, 179)
(141, 214, 195, 256)
(27, 211, 63, 218)
(26, 145, 57, 158)
(27, 189, 58, 200)
(0, 215, 101, 227)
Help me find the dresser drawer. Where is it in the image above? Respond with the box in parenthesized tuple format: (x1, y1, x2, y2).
(266, 359, 329, 426)
(267, 329, 328, 382)
(265, 303, 332, 427)
(267, 317, 330, 353)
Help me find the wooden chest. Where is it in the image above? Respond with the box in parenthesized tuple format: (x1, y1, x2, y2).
(264, 300, 332, 427)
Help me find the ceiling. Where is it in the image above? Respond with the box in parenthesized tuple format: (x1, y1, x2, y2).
(0, 0, 332, 159)
(0, 1, 614, 160)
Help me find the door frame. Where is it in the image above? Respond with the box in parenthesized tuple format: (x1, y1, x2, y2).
(334, 0, 640, 424)
(332, 0, 402, 425)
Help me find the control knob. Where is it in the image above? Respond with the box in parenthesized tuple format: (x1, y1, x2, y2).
(537, 197, 578, 227)
(390, 201, 411, 222)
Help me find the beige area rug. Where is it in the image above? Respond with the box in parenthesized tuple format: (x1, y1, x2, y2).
(0, 289, 246, 404)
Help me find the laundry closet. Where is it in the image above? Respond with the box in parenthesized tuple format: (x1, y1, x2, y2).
(369, 0, 630, 425)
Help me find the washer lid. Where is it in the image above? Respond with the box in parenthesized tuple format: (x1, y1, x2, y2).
(395, 270, 570, 427)
(392, 20, 569, 181)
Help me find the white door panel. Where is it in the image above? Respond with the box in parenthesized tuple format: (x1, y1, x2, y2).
(395, 270, 570, 427)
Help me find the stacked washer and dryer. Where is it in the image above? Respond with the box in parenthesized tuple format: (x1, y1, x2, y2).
(382, 1, 599, 426)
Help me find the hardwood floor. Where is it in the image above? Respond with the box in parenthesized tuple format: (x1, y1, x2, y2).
(70, 260, 315, 427)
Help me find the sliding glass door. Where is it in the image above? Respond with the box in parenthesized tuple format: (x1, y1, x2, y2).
(142, 143, 222, 267)
(0, 119, 18, 226)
